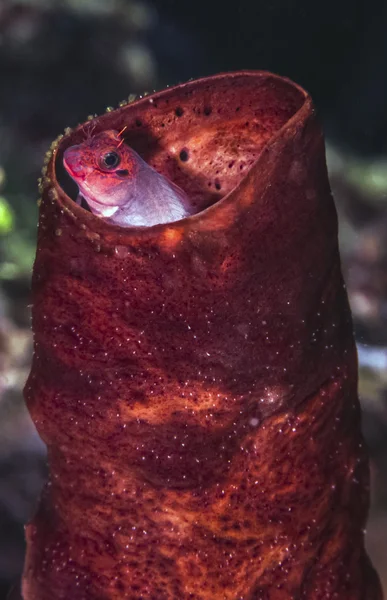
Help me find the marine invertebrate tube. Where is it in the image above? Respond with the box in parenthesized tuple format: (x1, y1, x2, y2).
(23, 72, 382, 599)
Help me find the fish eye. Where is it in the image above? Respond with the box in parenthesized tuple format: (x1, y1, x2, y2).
(99, 151, 120, 170)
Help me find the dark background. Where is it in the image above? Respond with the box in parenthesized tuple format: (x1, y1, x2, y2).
(1, 0, 387, 598)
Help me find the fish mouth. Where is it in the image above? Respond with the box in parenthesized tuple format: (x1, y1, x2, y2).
(63, 157, 86, 180)
(63, 148, 87, 180)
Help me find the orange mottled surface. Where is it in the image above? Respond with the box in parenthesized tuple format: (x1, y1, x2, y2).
(22, 72, 382, 599)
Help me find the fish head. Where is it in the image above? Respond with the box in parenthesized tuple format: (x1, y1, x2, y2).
(63, 130, 139, 212)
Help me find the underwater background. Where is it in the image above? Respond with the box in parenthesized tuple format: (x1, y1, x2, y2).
(0, 0, 386, 598)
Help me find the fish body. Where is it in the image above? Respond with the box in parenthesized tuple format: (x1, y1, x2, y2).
(63, 130, 193, 227)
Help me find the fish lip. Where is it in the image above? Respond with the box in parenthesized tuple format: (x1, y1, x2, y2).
(63, 155, 86, 181)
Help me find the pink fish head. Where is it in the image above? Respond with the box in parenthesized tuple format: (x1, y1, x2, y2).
(63, 130, 139, 211)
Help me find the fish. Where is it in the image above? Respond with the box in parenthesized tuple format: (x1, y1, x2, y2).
(63, 129, 194, 227)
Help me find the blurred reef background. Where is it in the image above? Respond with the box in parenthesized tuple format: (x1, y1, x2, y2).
(0, 0, 387, 598)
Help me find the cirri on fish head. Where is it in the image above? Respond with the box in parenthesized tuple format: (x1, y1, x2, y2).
(63, 129, 194, 227)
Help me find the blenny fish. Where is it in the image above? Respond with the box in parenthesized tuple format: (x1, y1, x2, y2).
(63, 129, 193, 226)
